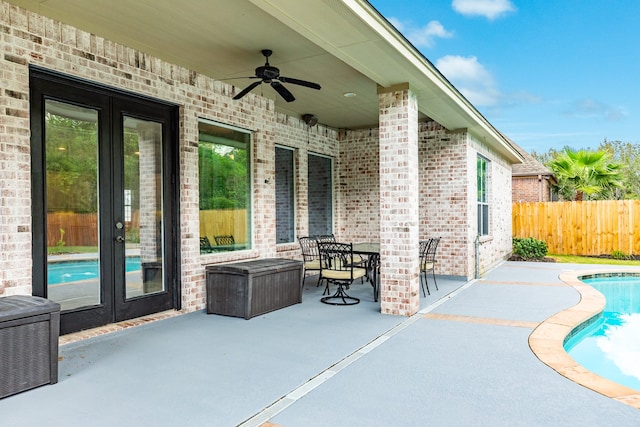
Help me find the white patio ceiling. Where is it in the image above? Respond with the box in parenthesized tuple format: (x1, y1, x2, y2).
(7, 0, 522, 162)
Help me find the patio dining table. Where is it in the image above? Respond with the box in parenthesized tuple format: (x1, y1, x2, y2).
(352, 242, 380, 302)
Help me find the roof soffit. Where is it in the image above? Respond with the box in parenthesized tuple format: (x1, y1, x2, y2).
(249, 0, 523, 162)
(6, 0, 523, 162)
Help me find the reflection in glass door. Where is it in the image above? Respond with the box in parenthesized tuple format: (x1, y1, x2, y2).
(45, 100, 101, 311)
(31, 68, 178, 335)
(122, 116, 164, 299)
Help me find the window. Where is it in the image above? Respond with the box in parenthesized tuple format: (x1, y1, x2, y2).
(198, 120, 251, 252)
(477, 155, 489, 236)
(308, 154, 333, 236)
(275, 146, 295, 243)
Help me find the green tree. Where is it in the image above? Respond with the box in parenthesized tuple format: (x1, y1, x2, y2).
(549, 148, 625, 201)
(198, 143, 248, 210)
(530, 145, 573, 167)
(598, 139, 640, 199)
(45, 113, 99, 213)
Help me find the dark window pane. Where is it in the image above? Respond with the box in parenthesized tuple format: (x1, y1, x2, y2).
(308, 154, 332, 236)
(276, 147, 295, 243)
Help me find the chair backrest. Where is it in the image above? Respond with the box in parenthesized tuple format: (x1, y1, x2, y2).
(419, 240, 429, 260)
(214, 235, 235, 246)
(200, 236, 213, 252)
(318, 241, 354, 274)
(314, 234, 336, 244)
(298, 236, 319, 261)
(423, 237, 441, 263)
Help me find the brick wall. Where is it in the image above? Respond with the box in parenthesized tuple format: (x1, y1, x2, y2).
(337, 128, 380, 242)
(512, 176, 553, 202)
(469, 135, 514, 276)
(337, 121, 514, 279)
(0, 1, 514, 311)
(0, 2, 290, 309)
(418, 124, 470, 277)
(272, 114, 339, 260)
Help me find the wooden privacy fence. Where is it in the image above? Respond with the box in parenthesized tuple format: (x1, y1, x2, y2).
(47, 212, 140, 247)
(48, 212, 98, 247)
(48, 209, 247, 247)
(199, 209, 247, 244)
(512, 200, 640, 256)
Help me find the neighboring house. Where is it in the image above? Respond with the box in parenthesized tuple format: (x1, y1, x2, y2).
(1, 0, 524, 334)
(512, 144, 557, 202)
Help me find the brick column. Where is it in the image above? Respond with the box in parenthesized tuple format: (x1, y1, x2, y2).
(378, 84, 420, 316)
(252, 114, 277, 256)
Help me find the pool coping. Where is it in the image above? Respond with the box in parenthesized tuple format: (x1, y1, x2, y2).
(528, 268, 640, 409)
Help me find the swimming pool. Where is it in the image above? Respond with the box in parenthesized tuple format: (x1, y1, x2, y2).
(564, 273, 640, 391)
(48, 257, 141, 285)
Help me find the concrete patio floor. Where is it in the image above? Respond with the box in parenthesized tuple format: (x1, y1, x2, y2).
(2, 261, 640, 426)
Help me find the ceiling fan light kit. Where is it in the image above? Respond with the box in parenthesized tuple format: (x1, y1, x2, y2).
(232, 49, 321, 102)
(302, 114, 318, 127)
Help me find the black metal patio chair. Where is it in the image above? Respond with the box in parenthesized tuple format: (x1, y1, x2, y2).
(315, 233, 366, 280)
(318, 241, 367, 306)
(419, 237, 440, 296)
(200, 236, 214, 253)
(214, 235, 235, 246)
(298, 236, 323, 288)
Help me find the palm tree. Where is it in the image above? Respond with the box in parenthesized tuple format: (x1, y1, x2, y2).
(550, 149, 625, 201)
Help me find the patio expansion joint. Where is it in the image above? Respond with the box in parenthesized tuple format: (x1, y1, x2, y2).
(422, 313, 539, 329)
(417, 278, 478, 315)
(477, 279, 567, 287)
(239, 279, 480, 427)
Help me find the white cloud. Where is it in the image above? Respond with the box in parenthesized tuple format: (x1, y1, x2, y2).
(387, 18, 453, 48)
(435, 55, 500, 106)
(596, 313, 640, 381)
(452, 0, 516, 20)
(564, 98, 627, 122)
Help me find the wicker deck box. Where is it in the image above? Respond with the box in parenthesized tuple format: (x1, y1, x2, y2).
(206, 258, 303, 319)
(0, 295, 60, 399)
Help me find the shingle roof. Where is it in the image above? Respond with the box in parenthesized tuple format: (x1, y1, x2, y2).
(507, 138, 556, 181)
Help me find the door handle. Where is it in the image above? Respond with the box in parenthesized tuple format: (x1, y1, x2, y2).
(115, 235, 125, 243)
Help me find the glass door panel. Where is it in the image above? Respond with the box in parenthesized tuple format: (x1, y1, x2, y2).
(31, 69, 178, 334)
(122, 116, 164, 299)
(45, 100, 101, 312)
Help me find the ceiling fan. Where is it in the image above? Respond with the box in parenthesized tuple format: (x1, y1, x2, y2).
(232, 49, 321, 102)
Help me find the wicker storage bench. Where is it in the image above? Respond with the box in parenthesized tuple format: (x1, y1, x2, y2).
(0, 295, 60, 399)
(206, 258, 303, 319)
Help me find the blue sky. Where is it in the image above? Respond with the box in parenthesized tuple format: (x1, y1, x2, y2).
(369, 0, 640, 154)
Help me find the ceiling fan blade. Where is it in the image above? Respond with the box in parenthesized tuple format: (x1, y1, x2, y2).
(271, 81, 295, 102)
(278, 76, 321, 90)
(219, 76, 260, 81)
(233, 81, 262, 100)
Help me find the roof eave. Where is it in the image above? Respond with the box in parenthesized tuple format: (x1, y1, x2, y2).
(249, 0, 524, 163)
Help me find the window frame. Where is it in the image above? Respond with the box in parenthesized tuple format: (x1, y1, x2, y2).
(275, 145, 296, 244)
(477, 154, 490, 236)
(197, 118, 252, 253)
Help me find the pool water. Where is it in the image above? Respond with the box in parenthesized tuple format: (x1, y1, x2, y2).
(564, 274, 640, 391)
(48, 257, 141, 285)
